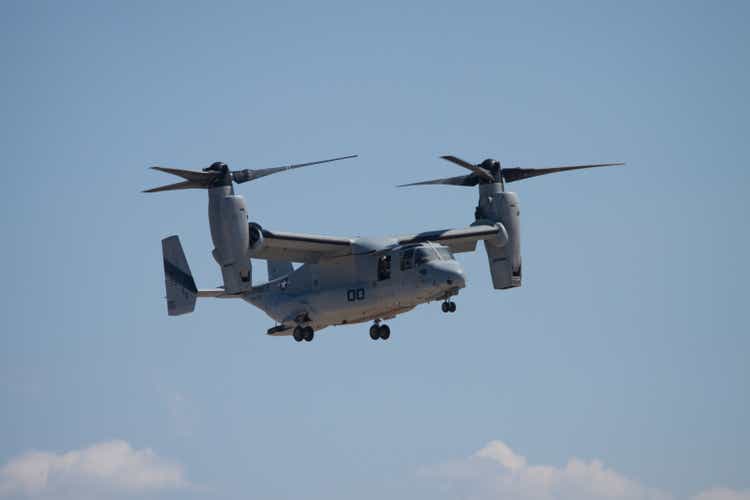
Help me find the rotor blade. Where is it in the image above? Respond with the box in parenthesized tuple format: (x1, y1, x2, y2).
(232, 154, 358, 184)
(150, 166, 215, 183)
(397, 174, 479, 187)
(440, 155, 494, 182)
(502, 162, 625, 183)
(143, 180, 208, 193)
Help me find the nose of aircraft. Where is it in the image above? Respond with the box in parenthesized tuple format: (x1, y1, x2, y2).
(428, 261, 466, 289)
(449, 268, 466, 289)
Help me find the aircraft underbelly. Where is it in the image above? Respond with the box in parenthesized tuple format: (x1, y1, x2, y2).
(248, 271, 450, 331)
(307, 279, 437, 326)
(316, 285, 392, 323)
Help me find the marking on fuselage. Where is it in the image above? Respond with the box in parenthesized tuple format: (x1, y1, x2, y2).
(347, 288, 366, 302)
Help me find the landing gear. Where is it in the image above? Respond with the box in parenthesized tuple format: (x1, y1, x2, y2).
(442, 301, 457, 313)
(379, 324, 390, 339)
(303, 327, 314, 342)
(369, 322, 391, 340)
(293, 326, 314, 342)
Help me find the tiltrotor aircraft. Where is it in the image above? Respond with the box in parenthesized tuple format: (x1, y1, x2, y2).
(145, 154, 622, 342)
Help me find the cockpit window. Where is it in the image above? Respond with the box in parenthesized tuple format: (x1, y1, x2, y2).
(401, 248, 414, 271)
(436, 247, 454, 260)
(414, 247, 438, 266)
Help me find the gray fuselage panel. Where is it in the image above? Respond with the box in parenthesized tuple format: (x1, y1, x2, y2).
(245, 243, 465, 331)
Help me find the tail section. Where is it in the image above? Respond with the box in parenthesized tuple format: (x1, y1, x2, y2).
(162, 236, 198, 316)
(267, 260, 293, 281)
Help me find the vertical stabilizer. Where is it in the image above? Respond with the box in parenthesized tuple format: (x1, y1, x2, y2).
(162, 235, 198, 315)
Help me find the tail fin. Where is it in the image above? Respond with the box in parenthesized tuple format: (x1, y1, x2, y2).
(162, 235, 198, 316)
(267, 260, 293, 281)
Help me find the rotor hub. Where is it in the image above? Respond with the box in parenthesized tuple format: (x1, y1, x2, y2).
(203, 162, 230, 173)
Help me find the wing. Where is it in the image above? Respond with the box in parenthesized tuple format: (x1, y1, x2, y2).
(396, 224, 506, 253)
(250, 224, 505, 263)
(250, 228, 353, 263)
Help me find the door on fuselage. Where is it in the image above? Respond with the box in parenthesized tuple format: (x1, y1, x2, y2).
(377, 254, 391, 281)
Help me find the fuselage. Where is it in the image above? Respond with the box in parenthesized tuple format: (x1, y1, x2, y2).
(245, 242, 465, 331)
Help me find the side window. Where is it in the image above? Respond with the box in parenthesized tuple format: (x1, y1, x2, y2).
(377, 255, 391, 281)
(401, 248, 414, 271)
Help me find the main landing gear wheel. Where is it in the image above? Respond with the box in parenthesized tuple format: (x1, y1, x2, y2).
(294, 326, 314, 342)
(379, 324, 390, 340)
(442, 301, 457, 313)
(303, 326, 314, 342)
(370, 323, 391, 340)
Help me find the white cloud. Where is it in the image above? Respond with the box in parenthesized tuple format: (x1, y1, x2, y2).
(0, 440, 189, 499)
(419, 440, 748, 500)
(475, 440, 527, 471)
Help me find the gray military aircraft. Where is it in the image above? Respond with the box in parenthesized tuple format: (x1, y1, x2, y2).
(145, 155, 622, 342)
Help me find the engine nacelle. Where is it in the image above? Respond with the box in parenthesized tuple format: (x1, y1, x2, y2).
(208, 186, 251, 293)
(477, 185, 521, 290)
(248, 222, 265, 253)
(489, 223, 509, 248)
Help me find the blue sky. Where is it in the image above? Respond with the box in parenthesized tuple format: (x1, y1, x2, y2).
(1, 1, 748, 499)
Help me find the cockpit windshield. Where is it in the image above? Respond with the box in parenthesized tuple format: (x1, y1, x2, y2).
(414, 247, 438, 266)
(436, 247, 454, 260)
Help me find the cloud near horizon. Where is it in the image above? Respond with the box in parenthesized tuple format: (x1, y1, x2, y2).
(419, 440, 749, 500)
(0, 440, 189, 499)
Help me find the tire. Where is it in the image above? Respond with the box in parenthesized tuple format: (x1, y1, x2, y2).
(379, 324, 390, 340)
(441, 302, 449, 313)
(303, 327, 314, 342)
(370, 325, 380, 340)
(293, 327, 304, 342)
(449, 302, 456, 313)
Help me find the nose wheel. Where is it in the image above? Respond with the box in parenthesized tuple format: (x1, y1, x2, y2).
(293, 326, 314, 342)
(441, 301, 457, 313)
(369, 322, 391, 340)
